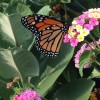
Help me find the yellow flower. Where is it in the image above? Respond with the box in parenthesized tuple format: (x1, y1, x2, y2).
(88, 8, 100, 13)
(68, 32, 76, 38)
(88, 13, 95, 18)
(68, 28, 75, 38)
(88, 12, 100, 18)
(68, 26, 78, 38)
(77, 35, 84, 42)
(75, 25, 83, 32)
(93, 12, 100, 18)
(80, 28, 89, 36)
(72, 20, 77, 25)
(68, 28, 72, 33)
(88, 8, 95, 12)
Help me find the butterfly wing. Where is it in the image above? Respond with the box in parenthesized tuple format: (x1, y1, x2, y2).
(21, 14, 49, 35)
(21, 14, 68, 57)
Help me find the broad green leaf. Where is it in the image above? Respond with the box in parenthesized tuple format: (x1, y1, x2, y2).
(53, 79, 95, 100)
(37, 5, 51, 15)
(9, 14, 34, 49)
(33, 43, 74, 96)
(0, 48, 39, 79)
(63, 64, 78, 82)
(0, 13, 16, 46)
(79, 50, 94, 77)
(0, 13, 34, 49)
(5, 3, 32, 15)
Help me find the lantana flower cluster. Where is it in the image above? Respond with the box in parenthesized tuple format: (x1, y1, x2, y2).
(64, 8, 100, 47)
(13, 89, 41, 100)
(74, 39, 100, 68)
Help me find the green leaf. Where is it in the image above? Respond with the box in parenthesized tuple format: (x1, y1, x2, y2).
(32, 43, 74, 96)
(5, 2, 32, 15)
(37, 5, 52, 15)
(0, 2, 8, 8)
(9, 14, 34, 49)
(79, 50, 94, 77)
(63, 64, 78, 82)
(92, 26, 100, 38)
(30, 0, 51, 6)
(88, 67, 100, 78)
(53, 79, 95, 100)
(60, 0, 71, 3)
(0, 48, 39, 79)
(0, 13, 34, 49)
(0, 79, 13, 100)
(0, 13, 16, 47)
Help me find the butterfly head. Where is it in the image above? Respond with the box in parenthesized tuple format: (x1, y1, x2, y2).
(63, 23, 69, 33)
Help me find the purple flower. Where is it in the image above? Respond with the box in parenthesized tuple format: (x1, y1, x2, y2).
(76, 19, 85, 25)
(63, 34, 69, 43)
(13, 95, 19, 100)
(84, 24, 94, 31)
(74, 43, 89, 68)
(13, 89, 41, 100)
(74, 38, 100, 68)
(89, 18, 99, 26)
(70, 38, 78, 47)
(79, 12, 89, 19)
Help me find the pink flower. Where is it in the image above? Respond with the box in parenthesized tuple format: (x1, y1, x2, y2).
(85, 46, 91, 50)
(79, 13, 89, 19)
(86, 42, 96, 50)
(84, 24, 94, 31)
(63, 34, 69, 43)
(74, 51, 81, 58)
(75, 63, 79, 68)
(13, 89, 41, 100)
(74, 38, 100, 68)
(70, 38, 78, 47)
(74, 43, 89, 68)
(80, 43, 87, 52)
(76, 19, 85, 25)
(13, 95, 19, 100)
(97, 39, 100, 44)
(63, 34, 78, 47)
(74, 58, 79, 64)
(89, 18, 99, 26)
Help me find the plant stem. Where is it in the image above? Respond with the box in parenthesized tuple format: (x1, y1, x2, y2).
(84, 39, 98, 52)
(94, 60, 100, 66)
(75, 0, 87, 11)
(89, 33, 100, 50)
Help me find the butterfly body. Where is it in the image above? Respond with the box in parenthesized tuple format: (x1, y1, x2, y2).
(21, 14, 68, 57)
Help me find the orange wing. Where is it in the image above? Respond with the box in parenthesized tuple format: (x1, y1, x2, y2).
(21, 14, 68, 57)
(35, 18, 66, 57)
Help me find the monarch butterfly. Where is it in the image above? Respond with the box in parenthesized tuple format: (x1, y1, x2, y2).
(21, 14, 68, 57)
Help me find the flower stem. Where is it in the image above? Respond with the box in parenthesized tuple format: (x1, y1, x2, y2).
(84, 39, 90, 44)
